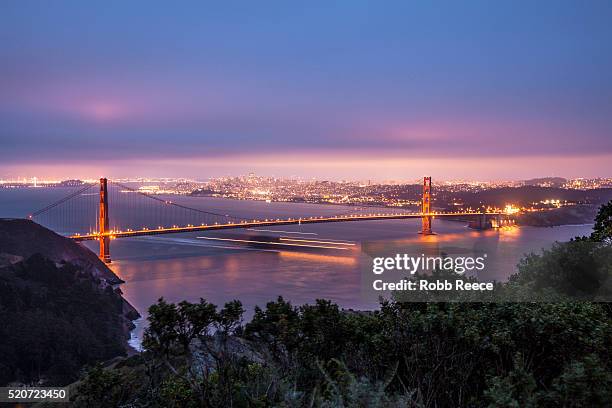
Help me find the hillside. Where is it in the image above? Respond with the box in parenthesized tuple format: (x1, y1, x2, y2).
(0, 218, 122, 284)
(0, 219, 140, 386)
(449, 187, 612, 207)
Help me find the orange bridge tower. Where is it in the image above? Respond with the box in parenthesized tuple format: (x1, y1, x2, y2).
(419, 176, 434, 235)
(99, 178, 111, 263)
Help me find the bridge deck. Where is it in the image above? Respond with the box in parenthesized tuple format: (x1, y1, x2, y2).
(71, 212, 501, 241)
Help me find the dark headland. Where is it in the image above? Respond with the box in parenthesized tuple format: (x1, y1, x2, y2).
(0, 218, 140, 386)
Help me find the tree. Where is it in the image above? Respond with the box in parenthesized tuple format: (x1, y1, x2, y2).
(511, 240, 610, 299)
(142, 298, 246, 407)
(143, 298, 217, 355)
(215, 300, 244, 336)
(591, 200, 612, 243)
(75, 363, 124, 407)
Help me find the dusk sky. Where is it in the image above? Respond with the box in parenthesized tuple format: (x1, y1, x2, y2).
(1, 1, 611, 181)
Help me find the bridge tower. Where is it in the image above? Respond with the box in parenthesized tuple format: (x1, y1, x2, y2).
(99, 178, 111, 263)
(419, 176, 434, 235)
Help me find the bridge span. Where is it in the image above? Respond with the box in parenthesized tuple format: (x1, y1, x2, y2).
(30, 176, 508, 263)
(70, 210, 502, 242)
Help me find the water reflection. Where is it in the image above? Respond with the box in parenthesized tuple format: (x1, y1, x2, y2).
(278, 251, 358, 266)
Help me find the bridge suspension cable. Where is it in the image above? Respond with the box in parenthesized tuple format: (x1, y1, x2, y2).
(29, 183, 101, 236)
(28, 179, 424, 239)
(111, 182, 243, 221)
(29, 183, 96, 217)
(28, 179, 249, 238)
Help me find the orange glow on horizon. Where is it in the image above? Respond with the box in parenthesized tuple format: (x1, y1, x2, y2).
(4, 153, 611, 182)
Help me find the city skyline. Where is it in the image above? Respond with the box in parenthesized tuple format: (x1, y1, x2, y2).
(2, 172, 611, 188)
(1, 1, 611, 179)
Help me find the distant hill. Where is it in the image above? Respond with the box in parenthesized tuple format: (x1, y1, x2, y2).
(523, 177, 567, 187)
(190, 188, 216, 196)
(439, 187, 612, 208)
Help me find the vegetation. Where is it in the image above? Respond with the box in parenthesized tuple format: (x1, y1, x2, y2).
(0, 254, 128, 386)
(71, 297, 611, 407)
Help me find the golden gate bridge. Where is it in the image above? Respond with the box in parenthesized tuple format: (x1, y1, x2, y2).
(29, 177, 506, 263)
